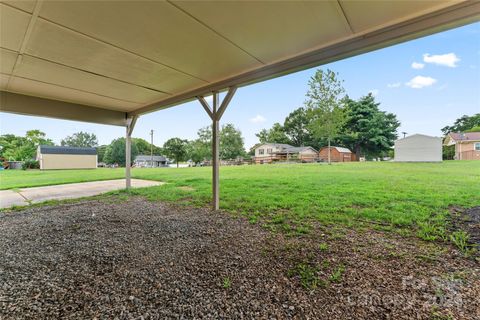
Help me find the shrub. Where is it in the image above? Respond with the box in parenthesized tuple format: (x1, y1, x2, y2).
(21, 159, 39, 170)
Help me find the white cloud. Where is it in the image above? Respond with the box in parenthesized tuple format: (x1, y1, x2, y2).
(369, 89, 379, 97)
(405, 76, 437, 89)
(423, 53, 460, 67)
(387, 82, 401, 88)
(411, 62, 425, 69)
(250, 114, 266, 124)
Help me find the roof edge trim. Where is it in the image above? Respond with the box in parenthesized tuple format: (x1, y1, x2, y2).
(0, 91, 127, 126)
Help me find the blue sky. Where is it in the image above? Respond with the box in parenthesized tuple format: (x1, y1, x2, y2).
(1, 22, 479, 149)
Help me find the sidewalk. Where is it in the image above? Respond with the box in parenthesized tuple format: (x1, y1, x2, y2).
(0, 179, 163, 209)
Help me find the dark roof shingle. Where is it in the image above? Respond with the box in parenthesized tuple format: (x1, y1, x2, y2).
(39, 145, 97, 155)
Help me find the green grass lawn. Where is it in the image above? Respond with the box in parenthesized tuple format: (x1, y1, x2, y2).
(1, 161, 479, 238)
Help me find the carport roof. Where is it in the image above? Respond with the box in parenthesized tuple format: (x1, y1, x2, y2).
(1, 1, 479, 126)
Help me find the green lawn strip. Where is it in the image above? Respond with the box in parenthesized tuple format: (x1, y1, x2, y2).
(0, 168, 125, 190)
(1, 162, 479, 243)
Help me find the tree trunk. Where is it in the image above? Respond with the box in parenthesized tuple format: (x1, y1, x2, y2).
(355, 145, 361, 161)
(328, 138, 331, 165)
(176, 159, 179, 168)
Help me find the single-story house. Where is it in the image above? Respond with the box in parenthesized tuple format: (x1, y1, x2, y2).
(443, 132, 480, 160)
(253, 143, 318, 164)
(394, 134, 442, 162)
(318, 146, 353, 162)
(37, 145, 97, 170)
(134, 155, 167, 167)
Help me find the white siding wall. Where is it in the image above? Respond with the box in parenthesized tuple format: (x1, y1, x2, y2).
(394, 134, 442, 162)
(254, 144, 281, 158)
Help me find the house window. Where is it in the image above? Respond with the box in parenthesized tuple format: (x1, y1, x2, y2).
(475, 142, 480, 151)
(259, 149, 264, 155)
(267, 148, 272, 154)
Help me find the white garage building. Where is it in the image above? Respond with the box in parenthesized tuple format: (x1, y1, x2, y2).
(394, 134, 442, 162)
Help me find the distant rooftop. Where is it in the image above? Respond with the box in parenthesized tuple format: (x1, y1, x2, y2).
(39, 145, 97, 155)
(448, 132, 480, 141)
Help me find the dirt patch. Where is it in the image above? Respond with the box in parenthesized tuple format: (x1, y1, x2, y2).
(0, 198, 478, 319)
(450, 206, 480, 246)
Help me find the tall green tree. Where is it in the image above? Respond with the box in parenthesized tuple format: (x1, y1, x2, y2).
(163, 138, 188, 168)
(61, 131, 98, 147)
(0, 130, 53, 161)
(220, 124, 245, 159)
(305, 69, 346, 164)
(96, 145, 107, 163)
(283, 107, 317, 148)
(341, 94, 400, 159)
(103, 138, 138, 166)
(441, 114, 480, 134)
(255, 123, 290, 144)
(132, 138, 162, 156)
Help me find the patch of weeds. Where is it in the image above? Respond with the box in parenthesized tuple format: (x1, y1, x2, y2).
(430, 307, 453, 320)
(319, 243, 328, 252)
(387, 250, 406, 259)
(329, 231, 346, 240)
(321, 260, 330, 269)
(248, 213, 259, 224)
(372, 224, 394, 232)
(449, 231, 475, 256)
(116, 195, 129, 201)
(222, 277, 231, 289)
(288, 261, 324, 290)
(416, 253, 437, 263)
(329, 264, 345, 283)
(417, 222, 446, 241)
(293, 224, 311, 236)
(271, 214, 287, 225)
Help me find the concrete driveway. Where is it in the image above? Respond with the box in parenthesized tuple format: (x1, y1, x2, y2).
(0, 179, 163, 209)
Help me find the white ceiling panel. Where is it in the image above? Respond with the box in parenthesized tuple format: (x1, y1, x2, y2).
(0, 48, 17, 73)
(26, 19, 207, 94)
(0, 0, 477, 124)
(8, 76, 139, 111)
(0, 3, 31, 51)
(38, 0, 262, 82)
(339, 0, 459, 33)
(14, 55, 168, 105)
(172, 1, 352, 63)
(1, 0, 36, 13)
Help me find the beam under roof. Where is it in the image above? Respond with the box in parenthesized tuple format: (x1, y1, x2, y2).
(0, 91, 127, 126)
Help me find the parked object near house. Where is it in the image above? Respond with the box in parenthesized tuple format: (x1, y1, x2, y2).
(253, 143, 317, 164)
(444, 132, 480, 160)
(394, 134, 442, 162)
(318, 146, 353, 162)
(134, 155, 167, 167)
(37, 145, 97, 170)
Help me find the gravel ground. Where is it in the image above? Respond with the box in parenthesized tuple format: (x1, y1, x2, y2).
(1, 197, 479, 319)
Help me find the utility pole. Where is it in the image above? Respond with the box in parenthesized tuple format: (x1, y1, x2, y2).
(402, 132, 407, 138)
(150, 129, 154, 168)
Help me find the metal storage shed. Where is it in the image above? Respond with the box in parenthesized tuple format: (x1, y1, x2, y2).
(1, 0, 478, 209)
(394, 134, 442, 162)
(37, 145, 97, 169)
